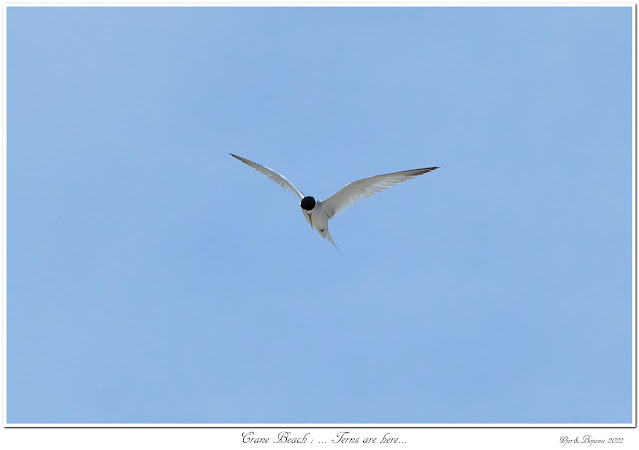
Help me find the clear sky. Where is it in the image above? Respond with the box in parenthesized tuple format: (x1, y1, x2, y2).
(7, 6, 632, 424)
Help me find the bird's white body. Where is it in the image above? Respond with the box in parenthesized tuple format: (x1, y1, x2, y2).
(301, 201, 337, 248)
(230, 153, 439, 250)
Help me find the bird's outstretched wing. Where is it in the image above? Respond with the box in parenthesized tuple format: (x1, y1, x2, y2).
(321, 167, 439, 219)
(230, 153, 304, 200)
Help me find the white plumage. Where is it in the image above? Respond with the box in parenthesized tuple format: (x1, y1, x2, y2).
(230, 153, 439, 250)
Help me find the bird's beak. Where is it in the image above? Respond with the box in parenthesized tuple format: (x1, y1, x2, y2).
(309, 213, 313, 228)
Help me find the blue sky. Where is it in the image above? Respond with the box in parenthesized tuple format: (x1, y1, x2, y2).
(7, 6, 632, 424)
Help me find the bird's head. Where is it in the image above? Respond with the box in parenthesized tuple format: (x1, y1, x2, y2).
(300, 196, 316, 212)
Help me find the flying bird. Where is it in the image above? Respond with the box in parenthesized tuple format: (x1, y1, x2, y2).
(230, 153, 439, 250)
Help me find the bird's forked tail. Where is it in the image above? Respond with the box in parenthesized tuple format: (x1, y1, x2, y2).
(321, 228, 340, 252)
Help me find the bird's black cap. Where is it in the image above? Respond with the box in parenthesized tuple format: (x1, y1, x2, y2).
(300, 196, 316, 211)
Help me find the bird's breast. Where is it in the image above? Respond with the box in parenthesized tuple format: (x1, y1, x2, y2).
(308, 206, 329, 233)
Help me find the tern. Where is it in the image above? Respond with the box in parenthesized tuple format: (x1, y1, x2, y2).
(230, 153, 439, 250)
